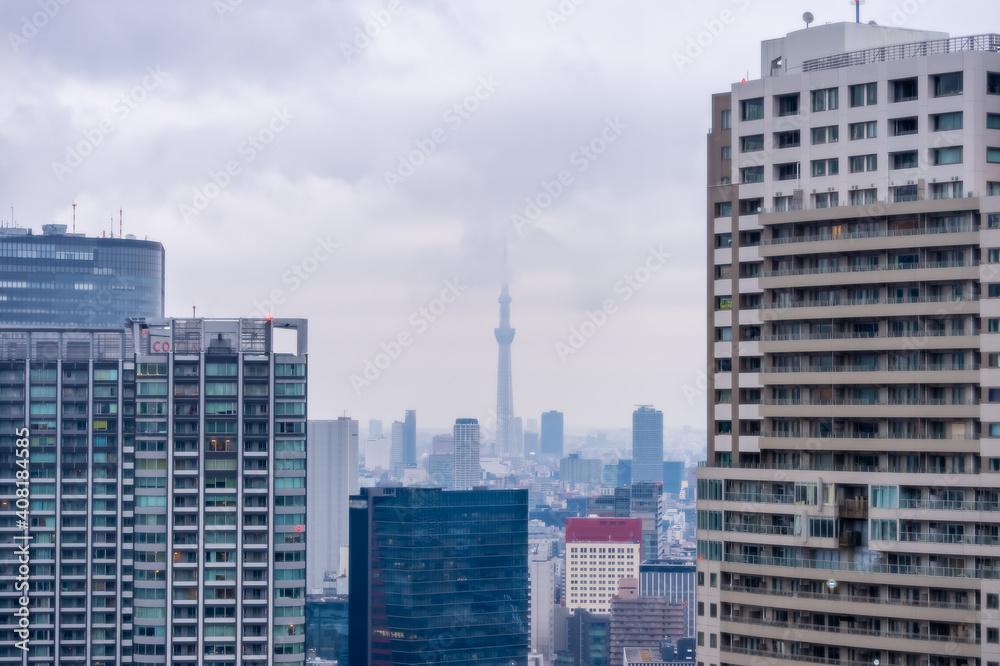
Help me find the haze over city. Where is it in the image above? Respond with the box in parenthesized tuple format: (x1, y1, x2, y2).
(2, 0, 994, 429)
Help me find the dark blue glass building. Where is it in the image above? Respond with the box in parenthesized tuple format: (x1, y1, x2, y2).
(349, 487, 529, 665)
(0, 225, 164, 326)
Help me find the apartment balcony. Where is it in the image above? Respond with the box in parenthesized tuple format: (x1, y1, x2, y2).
(758, 194, 981, 226)
(723, 552, 991, 583)
(759, 401, 980, 420)
(723, 492, 794, 505)
(757, 296, 979, 322)
(722, 615, 980, 657)
(759, 330, 980, 353)
(757, 432, 981, 454)
(757, 363, 979, 387)
(760, 261, 979, 289)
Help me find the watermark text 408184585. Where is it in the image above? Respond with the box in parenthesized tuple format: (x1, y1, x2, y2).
(13, 426, 31, 652)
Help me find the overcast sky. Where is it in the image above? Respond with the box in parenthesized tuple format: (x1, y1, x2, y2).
(1, 0, 994, 431)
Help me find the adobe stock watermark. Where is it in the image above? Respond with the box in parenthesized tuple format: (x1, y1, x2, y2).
(545, 0, 588, 30)
(510, 117, 627, 236)
(555, 245, 670, 362)
(8, 0, 71, 53)
(350, 278, 466, 394)
(340, 0, 403, 62)
(213, 0, 244, 20)
(673, 0, 752, 73)
(51, 66, 169, 182)
(383, 76, 502, 192)
(246, 235, 340, 318)
(179, 107, 295, 224)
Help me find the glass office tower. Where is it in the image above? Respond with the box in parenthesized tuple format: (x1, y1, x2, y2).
(349, 487, 529, 666)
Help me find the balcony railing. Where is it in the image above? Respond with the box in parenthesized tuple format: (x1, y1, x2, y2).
(723, 492, 794, 504)
(899, 498, 1000, 512)
(759, 362, 977, 373)
(760, 294, 979, 310)
(702, 461, 978, 474)
(761, 259, 978, 278)
(898, 531, 1000, 545)
(760, 225, 978, 246)
(720, 583, 979, 611)
(760, 329, 978, 342)
(723, 613, 979, 644)
(724, 521, 796, 536)
(723, 552, 1000, 579)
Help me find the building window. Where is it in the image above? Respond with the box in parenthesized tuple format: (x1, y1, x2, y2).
(811, 125, 839, 144)
(710, 573, 717, 587)
(990, 183, 1000, 197)
(776, 162, 799, 181)
(988, 147, 1000, 164)
(849, 82, 877, 107)
(989, 627, 1000, 644)
(990, 319, 1000, 333)
(849, 120, 877, 140)
(849, 154, 877, 173)
(720, 109, 731, 129)
(710, 603, 717, 618)
(811, 158, 839, 177)
(891, 117, 918, 136)
(697, 571, 705, 586)
(740, 166, 764, 183)
(776, 93, 799, 117)
(717, 327, 732, 341)
(715, 233, 732, 248)
(710, 634, 717, 648)
(721, 145, 731, 160)
(715, 202, 732, 217)
(933, 71, 963, 97)
(990, 72, 1000, 95)
(741, 98, 763, 121)
(989, 250, 1000, 263)
(811, 87, 838, 111)
(989, 594, 1000, 610)
(849, 189, 877, 206)
(891, 185, 917, 203)
(740, 134, 764, 152)
(990, 214, 1000, 228)
(933, 111, 963, 131)
(891, 77, 918, 102)
(814, 192, 839, 208)
(988, 113, 1000, 130)
(933, 146, 963, 165)
(931, 181, 963, 200)
(775, 130, 800, 148)
(890, 151, 918, 170)
(716, 420, 732, 434)
(697, 632, 705, 647)
(697, 601, 705, 616)
(715, 389, 731, 403)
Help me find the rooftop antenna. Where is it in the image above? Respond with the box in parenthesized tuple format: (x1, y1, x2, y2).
(803, 11, 814, 28)
(192, 304, 197, 318)
(119, 208, 122, 239)
(72, 202, 76, 233)
(852, 0, 863, 23)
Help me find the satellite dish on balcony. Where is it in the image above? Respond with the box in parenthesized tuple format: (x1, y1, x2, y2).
(803, 11, 814, 27)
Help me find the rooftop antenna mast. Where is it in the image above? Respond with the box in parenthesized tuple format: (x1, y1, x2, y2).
(852, 0, 863, 23)
(72, 202, 76, 233)
(119, 208, 122, 239)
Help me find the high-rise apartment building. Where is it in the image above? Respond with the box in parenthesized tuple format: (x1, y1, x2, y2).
(565, 517, 643, 614)
(402, 409, 416, 468)
(0, 224, 164, 327)
(453, 417, 482, 490)
(427, 453, 455, 490)
(530, 554, 557, 664)
(637, 560, 696, 644)
(389, 420, 404, 476)
(0, 318, 308, 665)
(540, 410, 564, 457)
(608, 579, 687, 666)
(306, 417, 359, 593)
(629, 481, 663, 562)
(348, 487, 529, 665)
(700, 22, 1000, 665)
(631, 406, 663, 484)
(368, 419, 382, 439)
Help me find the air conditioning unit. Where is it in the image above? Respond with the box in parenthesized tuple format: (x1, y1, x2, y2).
(932, 178, 937, 183)
(851, 185, 859, 190)
(907, 180, 914, 185)
(732, 604, 741, 612)
(952, 176, 960, 181)
(776, 192, 783, 197)
(732, 576, 741, 584)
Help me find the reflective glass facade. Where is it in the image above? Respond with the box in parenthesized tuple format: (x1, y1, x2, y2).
(0, 230, 164, 327)
(349, 487, 529, 666)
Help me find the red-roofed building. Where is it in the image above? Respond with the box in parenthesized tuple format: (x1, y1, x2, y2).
(565, 517, 643, 613)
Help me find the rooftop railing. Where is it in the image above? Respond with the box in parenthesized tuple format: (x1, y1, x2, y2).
(801, 34, 1000, 72)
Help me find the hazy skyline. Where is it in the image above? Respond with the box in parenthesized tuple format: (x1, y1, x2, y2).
(1, 0, 993, 429)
